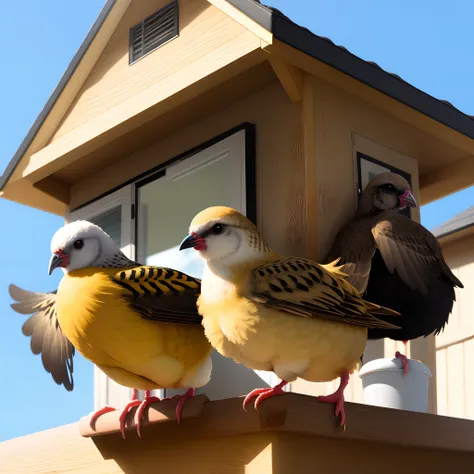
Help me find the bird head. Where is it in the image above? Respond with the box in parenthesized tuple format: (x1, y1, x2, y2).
(358, 172, 416, 215)
(179, 206, 271, 270)
(48, 220, 120, 274)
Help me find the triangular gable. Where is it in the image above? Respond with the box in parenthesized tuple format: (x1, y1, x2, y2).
(3, 0, 268, 193)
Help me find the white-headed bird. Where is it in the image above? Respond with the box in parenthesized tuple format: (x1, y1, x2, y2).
(326, 172, 463, 375)
(179, 206, 399, 426)
(9, 221, 212, 438)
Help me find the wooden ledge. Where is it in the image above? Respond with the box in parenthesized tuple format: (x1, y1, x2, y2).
(79, 393, 474, 453)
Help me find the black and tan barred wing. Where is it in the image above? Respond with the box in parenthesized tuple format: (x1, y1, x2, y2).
(250, 257, 399, 329)
(8, 284, 75, 391)
(111, 266, 203, 325)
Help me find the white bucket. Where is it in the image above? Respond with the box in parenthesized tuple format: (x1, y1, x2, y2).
(359, 357, 432, 413)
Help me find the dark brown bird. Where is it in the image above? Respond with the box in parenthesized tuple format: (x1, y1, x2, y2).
(326, 172, 463, 374)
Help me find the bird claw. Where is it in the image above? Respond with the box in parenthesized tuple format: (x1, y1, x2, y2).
(175, 388, 196, 424)
(242, 385, 285, 411)
(89, 406, 117, 430)
(317, 392, 346, 427)
(88, 389, 196, 438)
(119, 399, 142, 439)
(395, 351, 409, 376)
(317, 371, 349, 428)
(135, 396, 161, 438)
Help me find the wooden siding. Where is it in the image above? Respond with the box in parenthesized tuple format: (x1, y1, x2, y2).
(436, 234, 474, 419)
(50, 0, 260, 142)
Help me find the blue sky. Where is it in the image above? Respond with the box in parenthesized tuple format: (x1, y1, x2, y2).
(0, 0, 472, 441)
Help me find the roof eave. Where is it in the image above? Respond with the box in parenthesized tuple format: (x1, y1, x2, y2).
(228, 0, 474, 140)
(0, 0, 118, 192)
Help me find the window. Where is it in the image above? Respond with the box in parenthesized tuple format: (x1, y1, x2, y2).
(129, 1, 179, 64)
(66, 124, 264, 406)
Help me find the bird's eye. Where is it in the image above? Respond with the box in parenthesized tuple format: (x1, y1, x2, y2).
(73, 239, 84, 250)
(212, 224, 225, 235)
(382, 184, 395, 192)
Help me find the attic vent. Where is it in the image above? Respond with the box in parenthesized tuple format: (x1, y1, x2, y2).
(129, 1, 179, 64)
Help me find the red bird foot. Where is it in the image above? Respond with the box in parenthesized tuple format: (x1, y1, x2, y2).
(243, 380, 288, 411)
(317, 371, 349, 428)
(89, 388, 143, 439)
(135, 392, 162, 438)
(395, 351, 409, 376)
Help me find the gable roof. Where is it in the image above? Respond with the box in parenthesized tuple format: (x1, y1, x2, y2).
(2, 0, 474, 192)
(432, 206, 474, 239)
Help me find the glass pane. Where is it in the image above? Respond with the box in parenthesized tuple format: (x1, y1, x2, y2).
(137, 151, 244, 275)
(89, 207, 122, 247)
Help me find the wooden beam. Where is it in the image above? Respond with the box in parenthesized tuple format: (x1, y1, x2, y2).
(301, 74, 318, 261)
(206, 0, 273, 44)
(32, 176, 70, 204)
(269, 57, 303, 103)
(419, 155, 474, 205)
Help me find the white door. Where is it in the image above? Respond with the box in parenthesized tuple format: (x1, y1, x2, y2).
(136, 129, 273, 400)
(67, 186, 136, 409)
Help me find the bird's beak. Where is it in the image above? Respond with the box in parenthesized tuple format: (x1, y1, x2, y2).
(179, 232, 207, 251)
(399, 190, 417, 208)
(48, 251, 68, 275)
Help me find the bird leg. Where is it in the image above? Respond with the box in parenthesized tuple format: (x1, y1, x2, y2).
(395, 340, 409, 376)
(317, 371, 350, 427)
(243, 380, 288, 411)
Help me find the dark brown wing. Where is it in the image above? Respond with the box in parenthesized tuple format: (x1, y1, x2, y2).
(326, 218, 377, 294)
(111, 266, 202, 325)
(8, 284, 74, 391)
(250, 257, 399, 329)
(373, 212, 463, 295)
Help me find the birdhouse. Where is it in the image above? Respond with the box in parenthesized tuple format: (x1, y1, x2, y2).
(2, 0, 474, 471)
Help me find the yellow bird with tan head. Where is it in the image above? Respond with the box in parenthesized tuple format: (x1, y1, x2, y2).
(180, 206, 399, 427)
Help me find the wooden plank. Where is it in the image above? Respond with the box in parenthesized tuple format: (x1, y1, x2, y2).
(78, 393, 474, 453)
